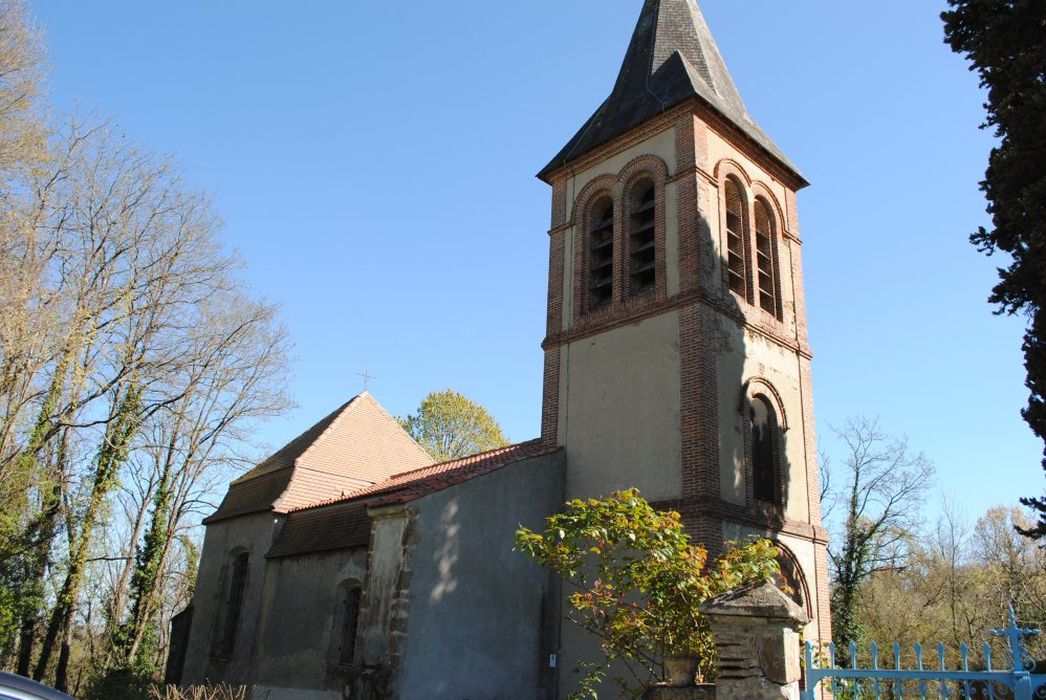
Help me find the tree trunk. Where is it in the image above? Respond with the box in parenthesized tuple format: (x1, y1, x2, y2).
(33, 382, 142, 681)
(124, 441, 176, 668)
(54, 604, 74, 692)
(101, 477, 154, 672)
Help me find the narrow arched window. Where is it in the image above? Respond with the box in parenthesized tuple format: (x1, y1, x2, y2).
(330, 579, 362, 667)
(750, 396, 778, 503)
(628, 180, 656, 295)
(754, 199, 778, 316)
(588, 196, 614, 308)
(215, 551, 249, 658)
(724, 179, 748, 298)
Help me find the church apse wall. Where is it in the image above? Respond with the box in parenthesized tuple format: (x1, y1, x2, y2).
(249, 548, 369, 699)
(181, 512, 280, 686)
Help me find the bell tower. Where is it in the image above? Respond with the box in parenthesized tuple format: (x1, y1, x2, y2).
(537, 0, 831, 650)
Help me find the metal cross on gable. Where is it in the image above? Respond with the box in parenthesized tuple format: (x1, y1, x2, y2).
(992, 606, 1040, 672)
(356, 370, 376, 392)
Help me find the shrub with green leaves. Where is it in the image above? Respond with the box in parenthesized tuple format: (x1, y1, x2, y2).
(515, 489, 780, 697)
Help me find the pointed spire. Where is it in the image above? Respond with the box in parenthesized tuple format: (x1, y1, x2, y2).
(538, 0, 801, 183)
(614, 0, 747, 121)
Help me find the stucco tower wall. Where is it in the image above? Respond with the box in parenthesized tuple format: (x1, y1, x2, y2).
(541, 100, 831, 696)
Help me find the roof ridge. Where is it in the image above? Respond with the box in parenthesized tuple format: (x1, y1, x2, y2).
(292, 393, 362, 469)
(387, 438, 541, 480)
(357, 391, 434, 464)
(287, 438, 549, 514)
(230, 396, 358, 484)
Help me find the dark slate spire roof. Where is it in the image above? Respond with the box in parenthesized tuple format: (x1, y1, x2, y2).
(538, 0, 803, 184)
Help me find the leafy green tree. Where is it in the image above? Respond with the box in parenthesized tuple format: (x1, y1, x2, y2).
(942, 0, 1046, 540)
(398, 390, 508, 461)
(515, 489, 780, 698)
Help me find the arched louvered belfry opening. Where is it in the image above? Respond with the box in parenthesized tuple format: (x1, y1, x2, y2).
(628, 179, 656, 296)
(588, 195, 615, 309)
(724, 177, 749, 300)
(753, 198, 779, 317)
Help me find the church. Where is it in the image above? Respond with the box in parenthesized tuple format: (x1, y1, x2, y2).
(168, 1, 831, 697)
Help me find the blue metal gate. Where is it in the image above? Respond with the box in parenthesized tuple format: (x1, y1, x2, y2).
(801, 609, 1045, 699)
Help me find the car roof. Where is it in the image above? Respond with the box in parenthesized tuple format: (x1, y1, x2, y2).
(0, 673, 76, 700)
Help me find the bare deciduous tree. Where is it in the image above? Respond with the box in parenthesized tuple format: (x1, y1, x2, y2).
(0, 118, 291, 692)
(822, 416, 935, 648)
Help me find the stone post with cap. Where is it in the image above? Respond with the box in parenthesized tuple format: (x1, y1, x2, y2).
(700, 581, 810, 699)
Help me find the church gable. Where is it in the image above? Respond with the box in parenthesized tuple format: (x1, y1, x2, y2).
(205, 392, 432, 524)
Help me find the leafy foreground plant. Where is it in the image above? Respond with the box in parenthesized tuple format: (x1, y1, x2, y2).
(515, 489, 780, 698)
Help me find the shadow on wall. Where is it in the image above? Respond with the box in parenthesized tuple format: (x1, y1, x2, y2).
(698, 167, 794, 546)
(429, 499, 460, 604)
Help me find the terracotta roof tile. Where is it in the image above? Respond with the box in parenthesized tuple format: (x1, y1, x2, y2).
(233, 399, 355, 484)
(266, 501, 371, 559)
(293, 439, 555, 512)
(290, 392, 432, 485)
(203, 469, 292, 524)
(204, 392, 434, 525)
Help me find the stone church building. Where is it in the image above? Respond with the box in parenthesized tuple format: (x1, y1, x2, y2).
(169, 1, 831, 697)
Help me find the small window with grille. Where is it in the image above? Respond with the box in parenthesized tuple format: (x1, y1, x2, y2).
(330, 580, 362, 667)
(754, 199, 778, 316)
(214, 551, 249, 658)
(628, 181, 656, 295)
(588, 196, 615, 308)
(724, 179, 748, 298)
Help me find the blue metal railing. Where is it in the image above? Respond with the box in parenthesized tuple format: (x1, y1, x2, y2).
(801, 608, 1045, 699)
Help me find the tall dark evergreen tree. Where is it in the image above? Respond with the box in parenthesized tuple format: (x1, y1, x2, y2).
(943, 0, 1046, 540)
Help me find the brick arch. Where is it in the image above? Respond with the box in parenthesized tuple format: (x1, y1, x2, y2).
(713, 157, 753, 187)
(773, 541, 813, 617)
(750, 181, 786, 231)
(617, 155, 669, 304)
(741, 377, 789, 510)
(570, 173, 618, 227)
(616, 153, 670, 188)
(740, 376, 789, 431)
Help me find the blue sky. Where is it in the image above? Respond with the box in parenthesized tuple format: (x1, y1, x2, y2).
(32, 0, 1041, 525)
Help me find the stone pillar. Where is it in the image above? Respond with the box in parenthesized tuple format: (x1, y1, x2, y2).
(700, 582, 810, 700)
